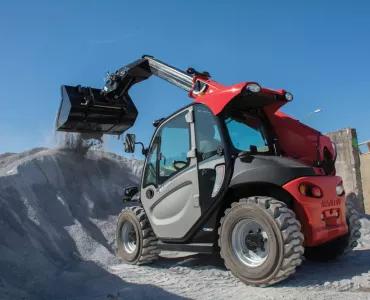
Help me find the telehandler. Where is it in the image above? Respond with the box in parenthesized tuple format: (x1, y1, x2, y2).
(55, 55, 361, 286)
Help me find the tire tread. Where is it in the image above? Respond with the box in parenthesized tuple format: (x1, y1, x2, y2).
(218, 196, 304, 287)
(117, 206, 160, 265)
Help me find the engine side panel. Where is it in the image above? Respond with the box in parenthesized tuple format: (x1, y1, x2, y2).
(229, 155, 316, 188)
(265, 109, 336, 174)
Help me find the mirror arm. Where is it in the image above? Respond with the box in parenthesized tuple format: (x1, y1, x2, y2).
(135, 142, 148, 156)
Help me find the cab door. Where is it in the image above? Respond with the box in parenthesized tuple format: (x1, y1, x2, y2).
(140, 106, 201, 240)
(193, 104, 228, 215)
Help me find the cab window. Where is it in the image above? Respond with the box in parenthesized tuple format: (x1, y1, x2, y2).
(225, 115, 270, 153)
(158, 111, 191, 185)
(143, 111, 191, 187)
(142, 136, 159, 188)
(194, 105, 222, 162)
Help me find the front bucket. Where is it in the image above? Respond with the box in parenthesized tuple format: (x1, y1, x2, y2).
(55, 85, 138, 135)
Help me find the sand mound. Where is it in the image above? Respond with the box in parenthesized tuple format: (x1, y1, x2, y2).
(0, 148, 144, 299)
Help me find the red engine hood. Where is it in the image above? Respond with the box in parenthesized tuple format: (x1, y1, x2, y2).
(266, 110, 336, 175)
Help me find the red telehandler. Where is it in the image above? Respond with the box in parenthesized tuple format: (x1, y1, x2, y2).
(55, 55, 361, 286)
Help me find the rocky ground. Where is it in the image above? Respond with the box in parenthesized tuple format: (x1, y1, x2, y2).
(0, 148, 370, 300)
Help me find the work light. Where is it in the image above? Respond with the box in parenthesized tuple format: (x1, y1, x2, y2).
(284, 92, 293, 101)
(246, 83, 261, 93)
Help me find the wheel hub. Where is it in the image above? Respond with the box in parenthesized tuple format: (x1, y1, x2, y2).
(245, 230, 265, 252)
(121, 221, 137, 254)
(231, 219, 269, 267)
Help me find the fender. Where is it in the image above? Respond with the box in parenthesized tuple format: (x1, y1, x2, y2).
(229, 155, 316, 188)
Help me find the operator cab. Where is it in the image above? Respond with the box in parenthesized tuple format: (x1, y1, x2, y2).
(123, 99, 313, 244)
(124, 103, 228, 240)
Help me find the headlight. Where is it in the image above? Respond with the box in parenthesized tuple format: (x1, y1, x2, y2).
(336, 183, 344, 196)
(246, 83, 261, 93)
(284, 92, 293, 101)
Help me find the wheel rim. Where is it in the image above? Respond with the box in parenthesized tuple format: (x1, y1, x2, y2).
(231, 218, 269, 267)
(121, 221, 137, 254)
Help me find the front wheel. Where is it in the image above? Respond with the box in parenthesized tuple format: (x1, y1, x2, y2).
(218, 196, 304, 287)
(116, 206, 160, 265)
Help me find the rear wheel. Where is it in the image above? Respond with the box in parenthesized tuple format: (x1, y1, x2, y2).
(304, 200, 361, 262)
(116, 206, 160, 265)
(218, 196, 304, 287)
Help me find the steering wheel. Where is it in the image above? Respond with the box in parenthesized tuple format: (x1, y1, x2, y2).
(173, 160, 187, 171)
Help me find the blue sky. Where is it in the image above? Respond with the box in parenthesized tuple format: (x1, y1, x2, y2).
(1, 0, 370, 157)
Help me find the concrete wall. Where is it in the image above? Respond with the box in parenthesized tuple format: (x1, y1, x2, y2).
(360, 153, 370, 213)
(326, 128, 365, 213)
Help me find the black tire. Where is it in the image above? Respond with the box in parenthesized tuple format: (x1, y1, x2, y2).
(116, 206, 160, 265)
(304, 200, 361, 262)
(218, 196, 304, 287)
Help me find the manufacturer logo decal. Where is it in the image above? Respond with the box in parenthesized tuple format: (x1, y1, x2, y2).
(321, 199, 341, 207)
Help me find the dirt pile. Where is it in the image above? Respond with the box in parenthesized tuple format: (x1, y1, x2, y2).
(0, 148, 144, 300)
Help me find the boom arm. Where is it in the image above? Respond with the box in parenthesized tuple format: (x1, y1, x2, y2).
(55, 55, 196, 135)
(103, 55, 194, 96)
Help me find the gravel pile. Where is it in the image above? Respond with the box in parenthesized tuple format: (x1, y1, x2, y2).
(0, 148, 143, 299)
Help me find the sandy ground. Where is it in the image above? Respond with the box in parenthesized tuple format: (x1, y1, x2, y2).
(1, 148, 370, 300)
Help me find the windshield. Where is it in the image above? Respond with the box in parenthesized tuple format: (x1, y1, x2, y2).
(225, 115, 270, 153)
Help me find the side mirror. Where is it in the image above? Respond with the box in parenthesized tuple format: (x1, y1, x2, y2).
(123, 186, 139, 203)
(124, 134, 136, 153)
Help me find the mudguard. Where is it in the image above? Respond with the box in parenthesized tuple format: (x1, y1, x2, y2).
(229, 155, 316, 188)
